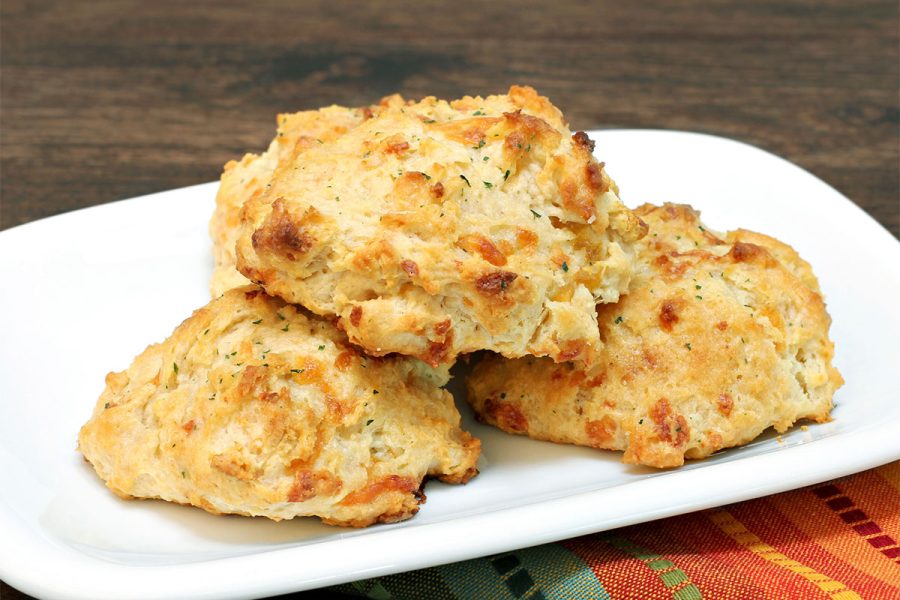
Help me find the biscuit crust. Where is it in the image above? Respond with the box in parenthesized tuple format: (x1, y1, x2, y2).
(466, 203, 842, 468)
(78, 286, 480, 526)
(236, 86, 646, 366)
(209, 98, 404, 297)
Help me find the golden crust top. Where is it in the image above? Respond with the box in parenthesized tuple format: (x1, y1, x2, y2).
(236, 86, 646, 366)
(466, 203, 842, 468)
(78, 286, 479, 527)
(208, 97, 405, 297)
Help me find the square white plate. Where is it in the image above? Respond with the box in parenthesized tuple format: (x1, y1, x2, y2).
(1, 130, 898, 600)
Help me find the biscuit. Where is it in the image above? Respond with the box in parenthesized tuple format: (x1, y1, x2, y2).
(78, 286, 480, 526)
(236, 86, 646, 366)
(466, 203, 842, 468)
(209, 98, 404, 297)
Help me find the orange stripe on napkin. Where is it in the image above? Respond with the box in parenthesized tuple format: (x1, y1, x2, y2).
(731, 494, 899, 595)
(766, 486, 900, 588)
(836, 469, 900, 561)
(707, 508, 861, 599)
(877, 462, 900, 493)
(813, 483, 900, 567)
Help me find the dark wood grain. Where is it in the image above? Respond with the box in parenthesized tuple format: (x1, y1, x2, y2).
(0, 1, 897, 599)
(2, 0, 897, 236)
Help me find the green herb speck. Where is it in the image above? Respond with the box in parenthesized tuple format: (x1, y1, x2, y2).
(530, 209, 542, 219)
(318, 345, 325, 351)
(483, 181, 493, 189)
(252, 319, 262, 325)
(460, 174, 471, 186)
(614, 316, 623, 324)
(173, 363, 179, 374)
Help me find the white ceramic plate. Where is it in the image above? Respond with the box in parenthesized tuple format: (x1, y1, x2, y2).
(1, 130, 898, 600)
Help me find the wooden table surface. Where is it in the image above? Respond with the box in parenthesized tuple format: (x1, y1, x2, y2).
(1, 0, 897, 598)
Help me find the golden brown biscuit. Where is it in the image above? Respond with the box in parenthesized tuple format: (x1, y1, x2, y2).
(78, 286, 479, 527)
(466, 203, 842, 468)
(236, 86, 646, 366)
(208, 98, 405, 297)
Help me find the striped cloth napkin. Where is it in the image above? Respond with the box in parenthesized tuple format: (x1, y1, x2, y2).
(331, 461, 900, 599)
